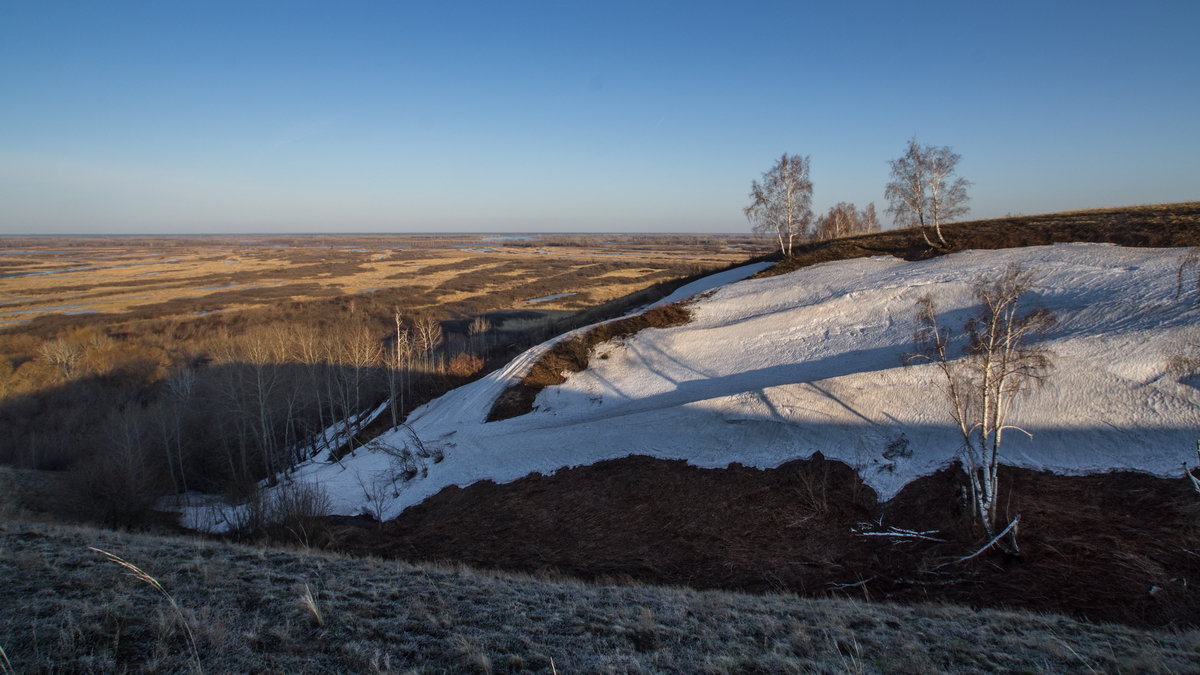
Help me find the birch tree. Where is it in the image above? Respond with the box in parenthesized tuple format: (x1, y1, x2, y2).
(413, 315, 444, 371)
(745, 154, 813, 257)
(885, 138, 971, 248)
(386, 313, 413, 427)
(909, 266, 1054, 551)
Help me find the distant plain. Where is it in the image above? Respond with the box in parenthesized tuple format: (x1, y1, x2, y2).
(0, 234, 761, 332)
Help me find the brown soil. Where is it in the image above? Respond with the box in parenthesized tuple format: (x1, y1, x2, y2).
(328, 455, 1200, 629)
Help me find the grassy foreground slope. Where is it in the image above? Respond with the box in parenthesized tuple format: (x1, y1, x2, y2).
(2, 518, 1198, 673)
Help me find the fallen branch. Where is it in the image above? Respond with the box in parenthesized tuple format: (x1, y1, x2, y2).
(893, 578, 969, 587)
(852, 525, 945, 542)
(828, 577, 875, 590)
(934, 514, 1021, 570)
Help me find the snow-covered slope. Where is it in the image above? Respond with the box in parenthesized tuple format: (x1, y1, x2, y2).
(183, 244, 1200, 530)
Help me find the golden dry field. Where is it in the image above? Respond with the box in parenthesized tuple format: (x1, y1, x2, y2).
(0, 234, 760, 331)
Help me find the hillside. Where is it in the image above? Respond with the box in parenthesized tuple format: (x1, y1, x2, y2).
(155, 226, 1200, 627)
(191, 243, 1200, 524)
(2, 517, 1197, 673)
(761, 201, 1200, 277)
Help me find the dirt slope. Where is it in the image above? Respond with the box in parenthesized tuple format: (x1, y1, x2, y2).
(330, 454, 1200, 629)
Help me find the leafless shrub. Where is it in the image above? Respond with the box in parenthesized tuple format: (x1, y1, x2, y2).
(446, 352, 484, 378)
(235, 479, 332, 540)
(359, 423, 441, 507)
(63, 423, 165, 527)
(38, 337, 84, 379)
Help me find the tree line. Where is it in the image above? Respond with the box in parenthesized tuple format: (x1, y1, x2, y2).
(746, 138, 969, 255)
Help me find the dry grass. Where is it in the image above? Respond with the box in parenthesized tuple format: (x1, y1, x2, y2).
(2, 517, 1198, 673)
(0, 235, 757, 329)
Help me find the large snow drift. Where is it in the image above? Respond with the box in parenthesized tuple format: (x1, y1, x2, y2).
(183, 244, 1200, 531)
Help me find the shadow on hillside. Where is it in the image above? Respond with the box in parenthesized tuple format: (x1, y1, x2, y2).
(331, 451, 1200, 630)
(558, 343, 911, 418)
(0, 359, 479, 525)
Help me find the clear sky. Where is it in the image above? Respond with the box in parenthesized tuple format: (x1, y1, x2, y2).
(1, 1, 1196, 234)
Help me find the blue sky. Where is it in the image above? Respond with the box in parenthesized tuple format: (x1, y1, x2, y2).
(1, 1, 1196, 234)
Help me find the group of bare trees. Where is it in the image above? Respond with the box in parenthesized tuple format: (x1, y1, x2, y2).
(815, 202, 880, 240)
(0, 310, 499, 525)
(743, 139, 1046, 553)
(885, 139, 972, 248)
(746, 138, 970, 256)
(745, 140, 1045, 554)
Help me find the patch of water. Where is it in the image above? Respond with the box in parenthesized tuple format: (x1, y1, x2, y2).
(0, 303, 94, 316)
(0, 258, 182, 279)
(524, 292, 577, 304)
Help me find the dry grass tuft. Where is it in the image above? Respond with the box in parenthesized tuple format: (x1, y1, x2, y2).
(299, 583, 324, 627)
(89, 546, 203, 673)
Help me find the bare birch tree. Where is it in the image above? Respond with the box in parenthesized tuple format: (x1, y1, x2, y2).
(161, 368, 196, 493)
(909, 266, 1054, 551)
(413, 315, 444, 371)
(745, 154, 813, 257)
(885, 138, 971, 248)
(386, 312, 414, 427)
(468, 316, 492, 355)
